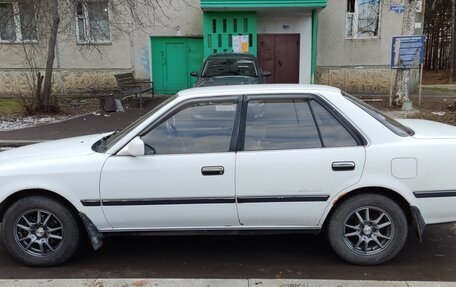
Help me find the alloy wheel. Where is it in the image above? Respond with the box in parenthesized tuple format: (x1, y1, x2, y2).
(342, 206, 394, 256)
(14, 209, 64, 257)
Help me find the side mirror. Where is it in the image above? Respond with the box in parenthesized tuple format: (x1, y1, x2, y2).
(117, 136, 145, 157)
(190, 71, 199, 77)
(263, 71, 272, 77)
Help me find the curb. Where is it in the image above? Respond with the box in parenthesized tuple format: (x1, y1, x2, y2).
(0, 279, 455, 287)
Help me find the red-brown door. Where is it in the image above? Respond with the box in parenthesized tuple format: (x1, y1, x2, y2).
(258, 34, 300, 83)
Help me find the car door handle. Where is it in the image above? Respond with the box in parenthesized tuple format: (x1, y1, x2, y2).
(332, 161, 355, 171)
(201, 166, 224, 176)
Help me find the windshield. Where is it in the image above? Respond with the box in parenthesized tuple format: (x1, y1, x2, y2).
(96, 95, 177, 152)
(342, 92, 414, 137)
(202, 59, 258, 77)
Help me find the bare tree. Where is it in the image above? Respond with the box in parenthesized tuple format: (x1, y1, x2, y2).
(452, 0, 456, 81)
(0, 0, 192, 114)
(424, 0, 452, 72)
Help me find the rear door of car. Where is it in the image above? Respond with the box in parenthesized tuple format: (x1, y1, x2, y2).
(235, 94, 366, 227)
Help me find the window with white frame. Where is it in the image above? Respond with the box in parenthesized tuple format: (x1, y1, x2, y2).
(76, 1, 111, 43)
(346, 0, 381, 39)
(0, 1, 37, 42)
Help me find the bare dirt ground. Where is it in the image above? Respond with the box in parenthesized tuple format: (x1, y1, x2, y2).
(362, 96, 456, 126)
(423, 70, 456, 85)
(0, 97, 100, 131)
(59, 97, 101, 115)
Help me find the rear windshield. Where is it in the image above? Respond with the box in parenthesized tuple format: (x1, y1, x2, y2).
(342, 92, 414, 137)
(202, 59, 258, 77)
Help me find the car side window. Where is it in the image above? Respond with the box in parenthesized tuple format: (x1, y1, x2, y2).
(141, 101, 237, 155)
(244, 99, 322, 151)
(309, 100, 358, 147)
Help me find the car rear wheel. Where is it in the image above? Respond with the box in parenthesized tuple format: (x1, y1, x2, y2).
(1, 196, 80, 266)
(327, 193, 408, 265)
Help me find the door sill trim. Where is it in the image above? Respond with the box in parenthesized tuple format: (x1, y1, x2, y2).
(100, 227, 321, 237)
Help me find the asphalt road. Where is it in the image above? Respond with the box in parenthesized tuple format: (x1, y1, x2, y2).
(0, 223, 455, 281)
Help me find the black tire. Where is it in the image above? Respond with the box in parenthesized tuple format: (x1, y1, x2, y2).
(1, 196, 80, 266)
(327, 193, 408, 265)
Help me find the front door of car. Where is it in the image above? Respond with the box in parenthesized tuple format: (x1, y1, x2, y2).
(100, 97, 241, 229)
(235, 95, 366, 227)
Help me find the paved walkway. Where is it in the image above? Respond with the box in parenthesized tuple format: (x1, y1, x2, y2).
(0, 97, 167, 146)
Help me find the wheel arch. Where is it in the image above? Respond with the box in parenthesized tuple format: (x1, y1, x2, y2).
(0, 188, 104, 251)
(0, 189, 81, 224)
(321, 186, 413, 230)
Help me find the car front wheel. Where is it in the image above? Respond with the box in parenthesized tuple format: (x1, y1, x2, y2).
(1, 196, 80, 266)
(327, 193, 408, 265)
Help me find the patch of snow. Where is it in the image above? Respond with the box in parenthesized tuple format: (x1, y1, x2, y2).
(0, 115, 72, 132)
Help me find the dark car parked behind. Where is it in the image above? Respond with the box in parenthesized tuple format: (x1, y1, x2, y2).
(190, 53, 271, 87)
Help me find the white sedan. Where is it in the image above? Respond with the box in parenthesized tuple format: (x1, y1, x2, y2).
(0, 84, 455, 266)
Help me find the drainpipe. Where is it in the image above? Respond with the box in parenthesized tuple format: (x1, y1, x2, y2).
(311, 9, 319, 84)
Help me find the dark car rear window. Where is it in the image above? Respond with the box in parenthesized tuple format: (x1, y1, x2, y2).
(202, 59, 258, 77)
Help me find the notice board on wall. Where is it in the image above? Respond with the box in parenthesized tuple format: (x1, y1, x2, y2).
(233, 35, 249, 53)
(390, 35, 426, 69)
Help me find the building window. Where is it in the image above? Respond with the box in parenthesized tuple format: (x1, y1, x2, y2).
(0, 1, 37, 42)
(346, 0, 380, 39)
(76, 1, 111, 44)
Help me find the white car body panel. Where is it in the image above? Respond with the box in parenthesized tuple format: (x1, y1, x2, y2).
(99, 153, 238, 229)
(0, 134, 111, 229)
(398, 119, 456, 139)
(0, 84, 455, 234)
(236, 147, 365, 226)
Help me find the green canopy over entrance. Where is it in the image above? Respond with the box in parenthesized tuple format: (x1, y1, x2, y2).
(200, 0, 327, 9)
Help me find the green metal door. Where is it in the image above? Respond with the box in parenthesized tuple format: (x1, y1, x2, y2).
(151, 37, 203, 94)
(164, 40, 187, 93)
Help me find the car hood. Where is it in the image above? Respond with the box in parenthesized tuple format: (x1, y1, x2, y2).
(0, 134, 105, 163)
(397, 119, 456, 139)
(196, 76, 261, 87)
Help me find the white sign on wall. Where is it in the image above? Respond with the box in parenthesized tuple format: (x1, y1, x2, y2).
(232, 35, 249, 53)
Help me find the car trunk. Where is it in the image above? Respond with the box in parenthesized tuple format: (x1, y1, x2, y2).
(397, 119, 456, 139)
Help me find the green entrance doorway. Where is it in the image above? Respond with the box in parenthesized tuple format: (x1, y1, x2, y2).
(203, 12, 257, 58)
(151, 37, 204, 94)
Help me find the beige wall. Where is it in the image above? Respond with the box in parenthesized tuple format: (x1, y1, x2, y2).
(316, 0, 420, 93)
(0, 0, 202, 96)
(317, 0, 404, 67)
(315, 67, 392, 94)
(0, 0, 422, 96)
(132, 5, 203, 79)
